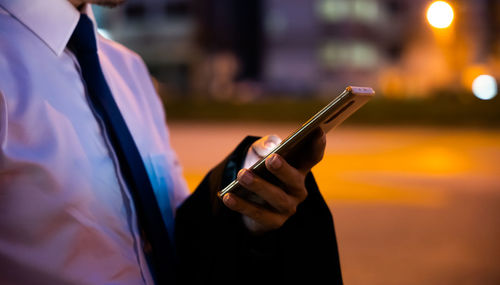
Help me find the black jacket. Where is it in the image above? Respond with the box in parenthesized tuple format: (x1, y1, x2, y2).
(175, 136, 343, 284)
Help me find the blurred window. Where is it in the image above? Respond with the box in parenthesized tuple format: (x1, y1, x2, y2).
(317, 0, 350, 21)
(266, 11, 288, 36)
(320, 41, 378, 69)
(353, 0, 379, 22)
(316, 0, 379, 23)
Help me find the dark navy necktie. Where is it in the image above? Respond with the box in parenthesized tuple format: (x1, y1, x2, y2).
(68, 14, 175, 284)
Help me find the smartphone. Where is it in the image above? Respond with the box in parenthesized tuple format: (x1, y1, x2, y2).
(218, 86, 375, 208)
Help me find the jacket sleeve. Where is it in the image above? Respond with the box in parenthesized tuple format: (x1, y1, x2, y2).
(174, 136, 343, 285)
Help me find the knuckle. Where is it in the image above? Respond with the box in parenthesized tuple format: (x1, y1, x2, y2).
(313, 136, 326, 163)
(319, 133, 327, 148)
(317, 150, 325, 162)
(268, 219, 283, 230)
(275, 216, 288, 228)
(290, 178, 306, 195)
(286, 204, 297, 217)
(297, 189, 308, 202)
(302, 189, 309, 200)
(295, 175, 306, 187)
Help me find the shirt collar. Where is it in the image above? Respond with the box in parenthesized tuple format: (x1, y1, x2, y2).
(0, 0, 98, 56)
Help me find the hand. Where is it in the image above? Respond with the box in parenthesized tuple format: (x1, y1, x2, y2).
(222, 129, 326, 234)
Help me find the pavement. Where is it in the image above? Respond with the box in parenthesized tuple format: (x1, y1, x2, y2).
(168, 122, 500, 285)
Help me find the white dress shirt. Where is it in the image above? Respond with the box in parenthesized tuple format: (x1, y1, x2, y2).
(0, 0, 190, 284)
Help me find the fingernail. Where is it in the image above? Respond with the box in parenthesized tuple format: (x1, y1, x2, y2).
(269, 154, 282, 169)
(238, 169, 254, 185)
(223, 194, 236, 207)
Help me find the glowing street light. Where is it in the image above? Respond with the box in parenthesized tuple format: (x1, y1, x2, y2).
(472, 75, 498, 100)
(427, 1, 454, 29)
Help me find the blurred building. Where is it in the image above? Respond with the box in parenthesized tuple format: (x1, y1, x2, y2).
(265, 0, 499, 97)
(264, 0, 414, 95)
(93, 0, 195, 93)
(94, 0, 500, 98)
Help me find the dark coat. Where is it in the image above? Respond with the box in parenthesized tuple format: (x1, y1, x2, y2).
(175, 136, 343, 284)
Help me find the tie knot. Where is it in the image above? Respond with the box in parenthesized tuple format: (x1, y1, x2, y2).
(68, 14, 97, 55)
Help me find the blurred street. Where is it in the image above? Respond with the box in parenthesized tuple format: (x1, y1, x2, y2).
(169, 122, 500, 285)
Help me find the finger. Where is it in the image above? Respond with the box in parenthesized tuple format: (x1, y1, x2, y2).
(287, 128, 326, 172)
(237, 169, 297, 214)
(222, 193, 287, 230)
(264, 154, 307, 200)
(309, 127, 327, 166)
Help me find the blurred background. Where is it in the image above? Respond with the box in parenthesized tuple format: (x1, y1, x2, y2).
(94, 1, 499, 284)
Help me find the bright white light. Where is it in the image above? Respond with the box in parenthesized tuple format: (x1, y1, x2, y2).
(472, 75, 497, 100)
(97, 28, 113, 40)
(427, 1, 454, 29)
